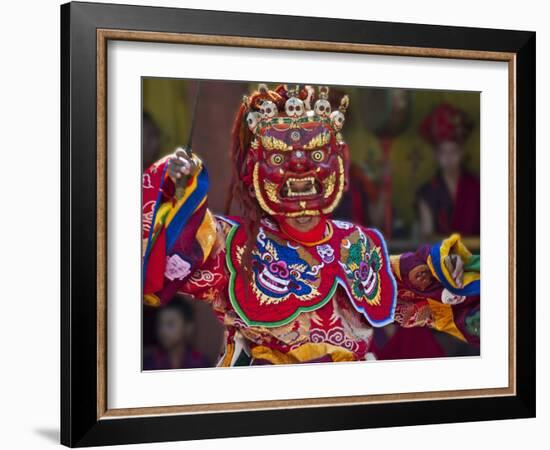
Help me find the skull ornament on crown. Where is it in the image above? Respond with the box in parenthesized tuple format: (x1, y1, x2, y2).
(233, 84, 350, 218)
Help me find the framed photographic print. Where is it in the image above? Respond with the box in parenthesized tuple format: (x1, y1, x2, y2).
(61, 1, 536, 447)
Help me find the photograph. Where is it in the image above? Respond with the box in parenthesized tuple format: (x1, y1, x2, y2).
(141, 79, 481, 369)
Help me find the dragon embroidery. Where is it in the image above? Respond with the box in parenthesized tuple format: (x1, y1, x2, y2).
(251, 228, 322, 305)
(339, 229, 383, 305)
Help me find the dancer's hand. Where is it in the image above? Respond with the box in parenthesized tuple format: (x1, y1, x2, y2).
(167, 147, 199, 184)
(444, 254, 464, 288)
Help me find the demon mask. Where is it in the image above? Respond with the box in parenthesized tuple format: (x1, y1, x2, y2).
(238, 85, 350, 218)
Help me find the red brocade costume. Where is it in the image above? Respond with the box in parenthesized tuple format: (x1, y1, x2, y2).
(142, 85, 480, 365)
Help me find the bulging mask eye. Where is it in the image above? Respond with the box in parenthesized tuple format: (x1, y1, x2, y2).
(270, 153, 284, 166)
(311, 149, 325, 162)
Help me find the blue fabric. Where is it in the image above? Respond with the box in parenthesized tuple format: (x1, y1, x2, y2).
(165, 166, 209, 250)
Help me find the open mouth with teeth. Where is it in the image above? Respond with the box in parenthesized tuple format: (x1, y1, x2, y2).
(360, 267, 378, 298)
(280, 176, 322, 199)
(257, 267, 291, 294)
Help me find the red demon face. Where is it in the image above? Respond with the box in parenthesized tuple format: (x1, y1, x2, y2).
(249, 122, 348, 217)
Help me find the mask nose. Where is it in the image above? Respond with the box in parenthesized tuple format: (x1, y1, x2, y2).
(288, 150, 308, 172)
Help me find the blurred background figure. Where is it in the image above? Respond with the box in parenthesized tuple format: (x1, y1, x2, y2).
(333, 86, 382, 227)
(143, 296, 212, 370)
(334, 161, 380, 226)
(142, 111, 162, 170)
(356, 88, 413, 237)
(417, 103, 480, 238)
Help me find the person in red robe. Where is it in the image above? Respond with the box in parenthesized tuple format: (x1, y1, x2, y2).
(142, 84, 480, 366)
(417, 103, 480, 237)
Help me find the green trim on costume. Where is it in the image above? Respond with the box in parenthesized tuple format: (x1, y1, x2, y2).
(225, 222, 340, 328)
